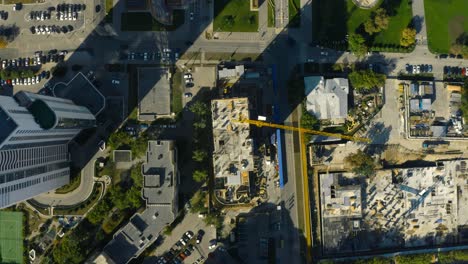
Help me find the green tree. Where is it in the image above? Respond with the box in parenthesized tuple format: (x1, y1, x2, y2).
(461, 80, 468, 122)
(109, 186, 130, 210)
(108, 131, 132, 150)
(193, 170, 208, 183)
(348, 34, 368, 58)
(192, 149, 208, 162)
(364, 19, 378, 35)
(400, 28, 416, 47)
(373, 8, 389, 30)
(190, 191, 206, 213)
(363, 8, 389, 35)
(131, 136, 148, 158)
(189, 101, 209, 118)
(130, 164, 143, 188)
(126, 186, 143, 209)
(348, 70, 386, 92)
(345, 150, 375, 178)
(87, 199, 111, 225)
(53, 236, 85, 264)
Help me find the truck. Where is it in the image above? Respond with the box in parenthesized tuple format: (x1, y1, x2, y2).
(422, 141, 450, 149)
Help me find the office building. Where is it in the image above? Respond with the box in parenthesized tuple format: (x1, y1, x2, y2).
(0, 91, 95, 208)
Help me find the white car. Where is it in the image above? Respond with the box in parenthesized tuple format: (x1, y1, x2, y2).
(163, 48, 171, 53)
(112, 79, 120, 85)
(190, 12, 194, 21)
(183, 73, 192, 79)
(98, 140, 106, 151)
(208, 240, 217, 249)
(185, 78, 193, 83)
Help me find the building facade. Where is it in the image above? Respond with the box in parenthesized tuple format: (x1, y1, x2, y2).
(0, 91, 95, 208)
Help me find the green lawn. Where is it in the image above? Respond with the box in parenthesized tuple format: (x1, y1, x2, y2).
(313, 0, 412, 47)
(121, 11, 185, 31)
(289, 0, 301, 27)
(213, 0, 258, 32)
(425, 0, 468, 53)
(268, 0, 275, 27)
(171, 70, 183, 115)
(0, 211, 23, 264)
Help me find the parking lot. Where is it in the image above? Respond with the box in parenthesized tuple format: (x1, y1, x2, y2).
(180, 66, 215, 106)
(0, 2, 86, 36)
(151, 212, 216, 263)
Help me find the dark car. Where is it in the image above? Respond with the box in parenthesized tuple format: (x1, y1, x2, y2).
(185, 82, 194, 88)
(183, 249, 191, 256)
(187, 244, 194, 252)
(456, 54, 463, 59)
(196, 229, 204, 244)
(48, 49, 57, 54)
(439, 54, 448, 59)
(95, 5, 101, 12)
(449, 54, 456, 58)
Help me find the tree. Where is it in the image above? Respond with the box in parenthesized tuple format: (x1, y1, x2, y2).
(192, 149, 208, 162)
(108, 131, 132, 150)
(345, 150, 375, 178)
(373, 8, 389, 30)
(131, 136, 148, 158)
(108, 186, 130, 210)
(348, 33, 368, 58)
(53, 236, 85, 264)
(126, 186, 143, 209)
(190, 191, 207, 213)
(87, 199, 111, 225)
(130, 164, 143, 188)
(450, 44, 464, 55)
(193, 170, 208, 183)
(364, 8, 389, 35)
(364, 19, 378, 35)
(189, 101, 209, 118)
(461, 80, 468, 122)
(348, 70, 386, 92)
(400, 28, 416, 47)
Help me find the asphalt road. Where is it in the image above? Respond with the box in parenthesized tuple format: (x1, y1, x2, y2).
(1, 0, 468, 262)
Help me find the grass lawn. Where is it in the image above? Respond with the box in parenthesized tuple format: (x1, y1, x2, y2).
(0, 211, 23, 264)
(313, 0, 412, 47)
(121, 11, 184, 31)
(213, 0, 258, 32)
(424, 0, 468, 53)
(289, 0, 300, 27)
(171, 70, 183, 115)
(268, 0, 275, 27)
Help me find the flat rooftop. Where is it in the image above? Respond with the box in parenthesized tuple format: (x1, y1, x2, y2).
(211, 98, 253, 186)
(142, 140, 176, 205)
(138, 68, 170, 121)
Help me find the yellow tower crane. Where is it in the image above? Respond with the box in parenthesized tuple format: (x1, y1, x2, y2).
(233, 117, 369, 263)
(234, 118, 371, 143)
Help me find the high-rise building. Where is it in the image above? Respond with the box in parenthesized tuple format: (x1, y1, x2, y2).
(0, 91, 96, 208)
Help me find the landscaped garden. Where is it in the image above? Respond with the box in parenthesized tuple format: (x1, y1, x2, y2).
(213, 0, 258, 32)
(313, 0, 413, 51)
(424, 0, 468, 53)
(121, 10, 184, 31)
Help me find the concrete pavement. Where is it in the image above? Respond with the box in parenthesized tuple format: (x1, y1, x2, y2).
(33, 156, 96, 207)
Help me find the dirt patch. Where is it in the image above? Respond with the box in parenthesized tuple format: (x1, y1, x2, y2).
(448, 15, 466, 44)
(382, 145, 425, 165)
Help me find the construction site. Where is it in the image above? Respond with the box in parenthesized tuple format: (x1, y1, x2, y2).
(211, 98, 255, 204)
(319, 159, 468, 255)
(403, 80, 467, 138)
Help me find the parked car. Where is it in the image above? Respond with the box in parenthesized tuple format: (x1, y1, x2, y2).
(185, 231, 194, 239)
(184, 92, 192, 98)
(196, 230, 204, 244)
(183, 73, 192, 79)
